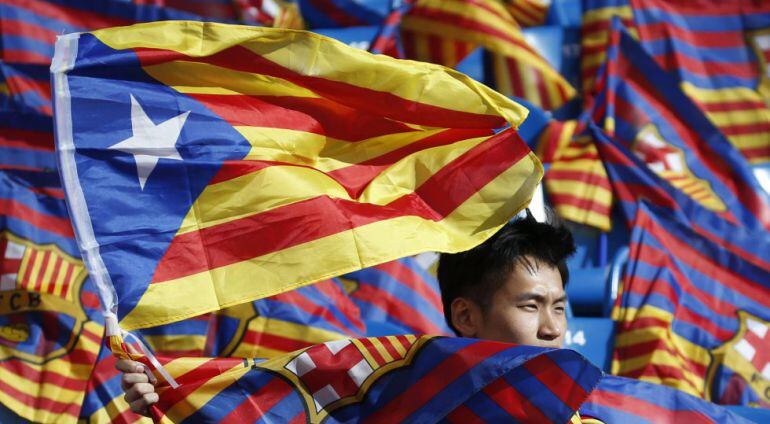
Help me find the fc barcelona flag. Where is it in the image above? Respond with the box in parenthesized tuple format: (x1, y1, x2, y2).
(594, 25, 770, 232)
(0, 170, 103, 423)
(137, 336, 603, 423)
(612, 202, 770, 405)
(51, 21, 541, 332)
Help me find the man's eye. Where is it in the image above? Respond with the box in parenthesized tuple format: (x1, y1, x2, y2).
(554, 306, 565, 314)
(520, 304, 538, 311)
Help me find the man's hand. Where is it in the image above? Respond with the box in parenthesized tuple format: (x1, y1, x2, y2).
(116, 358, 158, 417)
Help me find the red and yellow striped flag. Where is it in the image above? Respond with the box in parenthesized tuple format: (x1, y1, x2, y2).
(400, 0, 575, 110)
(53, 21, 543, 331)
(539, 120, 612, 231)
(503, 0, 550, 27)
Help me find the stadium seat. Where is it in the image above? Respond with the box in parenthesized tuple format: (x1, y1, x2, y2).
(565, 317, 615, 371)
(567, 247, 627, 317)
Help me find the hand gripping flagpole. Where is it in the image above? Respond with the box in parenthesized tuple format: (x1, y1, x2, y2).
(51, 32, 179, 389)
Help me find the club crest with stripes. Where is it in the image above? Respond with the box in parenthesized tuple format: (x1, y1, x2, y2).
(261, 335, 429, 421)
(0, 232, 89, 363)
(707, 311, 770, 405)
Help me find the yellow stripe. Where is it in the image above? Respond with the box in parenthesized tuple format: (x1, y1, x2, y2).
(402, 17, 573, 92)
(553, 204, 611, 232)
(92, 21, 527, 125)
(176, 132, 488, 235)
(386, 336, 407, 357)
(38, 253, 56, 294)
(726, 132, 770, 150)
(122, 154, 541, 330)
(546, 180, 612, 207)
(412, 31, 432, 63)
(369, 337, 395, 362)
(90, 396, 153, 424)
(162, 362, 245, 422)
(701, 108, 770, 127)
(519, 62, 541, 106)
(681, 82, 765, 103)
(54, 261, 69, 299)
(230, 317, 348, 358)
(351, 338, 381, 369)
(143, 61, 320, 98)
(143, 335, 206, 354)
(613, 350, 704, 392)
(25, 251, 44, 291)
(441, 38, 458, 67)
(582, 5, 632, 26)
(406, 0, 517, 40)
(493, 53, 513, 96)
(548, 160, 604, 174)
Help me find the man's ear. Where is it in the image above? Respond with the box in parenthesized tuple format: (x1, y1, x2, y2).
(450, 297, 481, 338)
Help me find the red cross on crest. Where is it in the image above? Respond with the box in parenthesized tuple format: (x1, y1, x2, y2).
(733, 317, 770, 380)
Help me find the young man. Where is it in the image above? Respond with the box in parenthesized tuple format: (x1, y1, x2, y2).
(118, 211, 576, 415)
(437, 210, 575, 347)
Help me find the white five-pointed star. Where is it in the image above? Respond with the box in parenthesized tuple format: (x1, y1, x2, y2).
(109, 94, 190, 190)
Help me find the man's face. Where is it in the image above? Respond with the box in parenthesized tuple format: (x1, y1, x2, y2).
(467, 259, 567, 347)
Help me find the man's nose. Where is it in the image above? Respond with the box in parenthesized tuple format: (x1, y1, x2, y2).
(538, 310, 562, 341)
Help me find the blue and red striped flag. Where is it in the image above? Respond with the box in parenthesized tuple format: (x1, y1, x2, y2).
(0, 103, 55, 172)
(581, 0, 770, 165)
(611, 202, 770, 404)
(0, 62, 50, 115)
(52, 22, 541, 333)
(296, 0, 386, 28)
(138, 337, 602, 423)
(594, 25, 770, 232)
(342, 256, 452, 336)
(580, 375, 752, 423)
(0, 0, 206, 63)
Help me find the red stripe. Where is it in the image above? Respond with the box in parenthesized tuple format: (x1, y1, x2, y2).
(0, 18, 57, 44)
(532, 69, 554, 110)
(523, 354, 589, 410)
(636, 22, 743, 49)
(357, 337, 387, 366)
(618, 364, 701, 393)
(154, 357, 244, 419)
(376, 260, 443, 312)
(401, 30, 417, 60)
(35, 252, 50, 293)
(5, 75, 51, 99)
(0, 199, 74, 238)
(408, 5, 540, 58)
(546, 169, 612, 191)
(347, 273, 447, 335)
(223, 376, 293, 421)
(311, 279, 365, 333)
(241, 329, 314, 354)
(613, 338, 707, 376)
(0, 359, 87, 391)
(643, 216, 770, 308)
(21, 250, 37, 290)
(47, 256, 62, 296)
(695, 99, 767, 113)
(1, 49, 51, 64)
(0, 128, 54, 151)
(186, 93, 416, 143)
(505, 56, 525, 98)
(445, 404, 482, 423)
(587, 388, 715, 422)
(482, 375, 552, 421)
(454, 40, 470, 63)
(152, 129, 529, 283)
(0, 375, 81, 417)
(272, 288, 360, 336)
(366, 341, 511, 422)
(719, 121, 770, 136)
(131, 46, 506, 130)
(548, 193, 611, 216)
(740, 145, 770, 162)
(0, 0, 131, 29)
(509, 2, 540, 26)
(428, 34, 445, 64)
(381, 337, 403, 359)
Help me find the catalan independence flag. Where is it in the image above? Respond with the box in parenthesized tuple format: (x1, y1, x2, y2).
(52, 21, 541, 333)
(400, 0, 575, 110)
(0, 0, 207, 64)
(342, 256, 452, 336)
(503, 0, 550, 28)
(580, 375, 751, 423)
(612, 202, 770, 404)
(539, 119, 613, 232)
(595, 26, 770, 232)
(0, 170, 103, 423)
(138, 337, 602, 423)
(207, 278, 365, 359)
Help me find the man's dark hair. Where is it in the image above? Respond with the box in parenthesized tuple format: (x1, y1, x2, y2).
(437, 210, 576, 334)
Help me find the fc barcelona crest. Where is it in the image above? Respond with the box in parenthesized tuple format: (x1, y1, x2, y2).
(0, 232, 88, 363)
(747, 29, 770, 103)
(260, 335, 430, 422)
(707, 311, 770, 406)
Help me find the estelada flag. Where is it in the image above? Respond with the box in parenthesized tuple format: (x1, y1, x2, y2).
(51, 21, 542, 331)
(612, 202, 770, 404)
